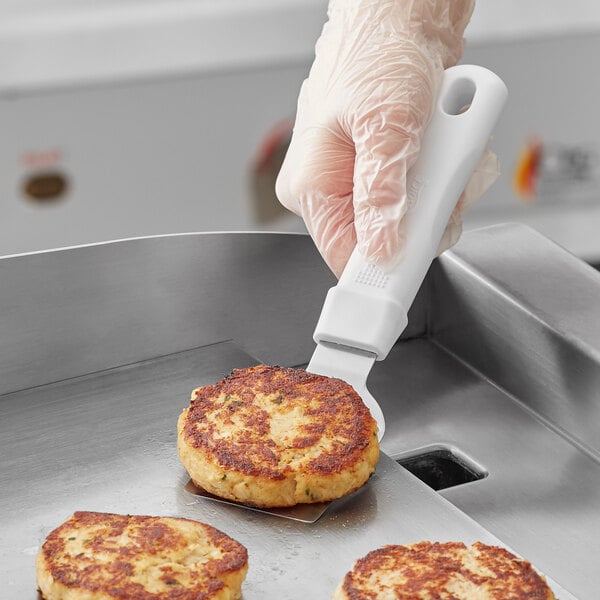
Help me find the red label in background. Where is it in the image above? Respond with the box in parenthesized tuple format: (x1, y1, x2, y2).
(19, 149, 63, 169)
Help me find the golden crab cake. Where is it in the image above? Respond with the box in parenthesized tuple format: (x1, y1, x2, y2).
(333, 541, 557, 600)
(177, 364, 379, 508)
(36, 511, 248, 600)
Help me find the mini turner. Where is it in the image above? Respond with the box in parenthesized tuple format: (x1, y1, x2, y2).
(307, 65, 508, 440)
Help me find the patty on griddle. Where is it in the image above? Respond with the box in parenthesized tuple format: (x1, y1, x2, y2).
(333, 541, 557, 599)
(177, 365, 379, 508)
(36, 511, 248, 600)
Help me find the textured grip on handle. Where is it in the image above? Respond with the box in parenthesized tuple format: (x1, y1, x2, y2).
(314, 65, 508, 359)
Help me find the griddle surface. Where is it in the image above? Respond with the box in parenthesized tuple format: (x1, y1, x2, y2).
(1, 340, 573, 598)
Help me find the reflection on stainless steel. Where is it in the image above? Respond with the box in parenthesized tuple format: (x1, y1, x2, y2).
(430, 223, 600, 460)
(0, 233, 335, 397)
(0, 226, 598, 598)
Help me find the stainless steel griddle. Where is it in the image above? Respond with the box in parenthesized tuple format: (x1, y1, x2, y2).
(2, 225, 599, 599)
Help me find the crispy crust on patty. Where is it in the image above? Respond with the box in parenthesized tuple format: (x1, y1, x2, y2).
(333, 541, 557, 600)
(177, 365, 379, 507)
(36, 511, 248, 600)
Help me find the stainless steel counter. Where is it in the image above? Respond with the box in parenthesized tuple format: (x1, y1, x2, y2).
(1, 225, 598, 599)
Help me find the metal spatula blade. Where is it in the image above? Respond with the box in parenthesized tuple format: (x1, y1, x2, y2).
(307, 65, 508, 439)
(184, 479, 330, 523)
(307, 342, 384, 438)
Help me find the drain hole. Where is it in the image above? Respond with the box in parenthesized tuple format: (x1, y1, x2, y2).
(396, 447, 486, 491)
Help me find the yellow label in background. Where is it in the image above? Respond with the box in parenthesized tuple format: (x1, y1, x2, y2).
(513, 139, 543, 202)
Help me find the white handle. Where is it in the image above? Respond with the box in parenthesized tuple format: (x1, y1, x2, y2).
(314, 65, 508, 359)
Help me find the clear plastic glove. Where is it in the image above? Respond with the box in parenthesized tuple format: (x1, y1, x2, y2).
(276, 0, 499, 278)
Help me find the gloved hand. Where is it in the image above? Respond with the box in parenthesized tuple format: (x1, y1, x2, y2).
(276, 0, 499, 278)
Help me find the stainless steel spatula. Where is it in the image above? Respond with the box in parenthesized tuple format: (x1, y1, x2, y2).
(308, 65, 508, 440)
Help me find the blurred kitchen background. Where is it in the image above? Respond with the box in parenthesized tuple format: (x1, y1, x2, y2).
(2, 0, 600, 265)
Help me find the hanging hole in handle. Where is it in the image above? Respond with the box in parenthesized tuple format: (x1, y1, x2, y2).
(442, 77, 477, 116)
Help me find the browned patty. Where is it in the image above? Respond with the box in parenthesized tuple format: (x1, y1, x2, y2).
(177, 365, 380, 507)
(334, 541, 557, 600)
(36, 511, 248, 600)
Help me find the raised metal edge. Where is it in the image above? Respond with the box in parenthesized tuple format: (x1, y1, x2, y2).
(431, 223, 600, 460)
(0, 232, 335, 396)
